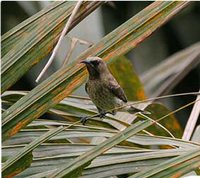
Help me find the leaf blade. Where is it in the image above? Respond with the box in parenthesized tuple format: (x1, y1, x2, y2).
(49, 120, 153, 178)
(1, 1, 103, 92)
(2, 1, 190, 141)
(2, 126, 64, 177)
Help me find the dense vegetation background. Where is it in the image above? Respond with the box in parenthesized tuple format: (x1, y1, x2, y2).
(1, 1, 200, 178)
(2, 1, 200, 127)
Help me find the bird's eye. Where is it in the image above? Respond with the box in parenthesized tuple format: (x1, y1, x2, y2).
(91, 60, 100, 66)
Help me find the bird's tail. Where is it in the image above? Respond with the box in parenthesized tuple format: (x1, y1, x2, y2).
(115, 101, 151, 115)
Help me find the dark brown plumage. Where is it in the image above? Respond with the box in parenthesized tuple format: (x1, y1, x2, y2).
(81, 56, 146, 124)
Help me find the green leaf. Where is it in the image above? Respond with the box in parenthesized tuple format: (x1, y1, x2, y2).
(1, 91, 127, 130)
(141, 42, 200, 96)
(142, 103, 182, 138)
(2, 152, 33, 178)
(152, 156, 200, 178)
(2, 1, 190, 141)
(129, 148, 200, 178)
(2, 90, 183, 140)
(66, 161, 92, 178)
(109, 56, 146, 101)
(3, 120, 199, 177)
(2, 126, 64, 177)
(48, 120, 153, 178)
(2, 2, 67, 55)
(1, 1, 103, 92)
(3, 126, 198, 149)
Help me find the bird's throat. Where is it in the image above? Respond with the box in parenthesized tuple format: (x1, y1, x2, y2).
(87, 66, 100, 80)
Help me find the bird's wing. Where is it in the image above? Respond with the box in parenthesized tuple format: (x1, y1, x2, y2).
(108, 79, 127, 103)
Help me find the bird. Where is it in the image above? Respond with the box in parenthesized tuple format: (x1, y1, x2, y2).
(81, 56, 147, 124)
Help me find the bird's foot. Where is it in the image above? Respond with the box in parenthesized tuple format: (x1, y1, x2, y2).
(80, 116, 89, 125)
(80, 111, 115, 125)
(99, 111, 115, 118)
(108, 111, 116, 116)
(99, 112, 107, 119)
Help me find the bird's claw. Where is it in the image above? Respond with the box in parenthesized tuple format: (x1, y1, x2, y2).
(80, 116, 89, 125)
(81, 111, 114, 125)
(80, 113, 105, 125)
(99, 112, 106, 119)
(99, 111, 115, 118)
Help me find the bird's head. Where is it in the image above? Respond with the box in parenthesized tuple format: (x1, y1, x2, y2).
(81, 57, 109, 79)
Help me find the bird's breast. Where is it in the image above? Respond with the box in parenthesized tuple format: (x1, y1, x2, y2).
(86, 80, 122, 111)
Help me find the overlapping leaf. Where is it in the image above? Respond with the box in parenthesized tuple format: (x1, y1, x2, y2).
(2, 126, 65, 178)
(142, 42, 200, 96)
(129, 148, 200, 178)
(3, 113, 199, 177)
(1, 1, 103, 92)
(2, 91, 182, 137)
(2, 1, 197, 178)
(3, 119, 199, 177)
(2, 2, 189, 141)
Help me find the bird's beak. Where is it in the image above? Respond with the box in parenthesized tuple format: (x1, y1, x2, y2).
(81, 60, 95, 70)
(80, 60, 90, 65)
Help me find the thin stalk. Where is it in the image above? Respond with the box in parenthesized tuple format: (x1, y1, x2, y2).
(36, 1, 83, 82)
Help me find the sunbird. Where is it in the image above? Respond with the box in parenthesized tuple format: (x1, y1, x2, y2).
(81, 57, 148, 124)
